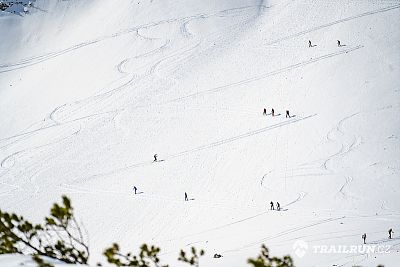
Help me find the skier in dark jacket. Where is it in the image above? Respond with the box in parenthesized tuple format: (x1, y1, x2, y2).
(270, 201, 274, 210)
(276, 202, 281, 211)
(308, 40, 312, 47)
(362, 233, 367, 244)
(286, 110, 290, 118)
(271, 108, 275, 117)
(185, 192, 189, 201)
(389, 228, 394, 239)
(153, 154, 158, 162)
(337, 40, 341, 47)
(263, 108, 267, 116)
(133, 186, 138, 194)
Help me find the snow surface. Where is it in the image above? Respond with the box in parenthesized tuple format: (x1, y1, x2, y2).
(0, 0, 400, 266)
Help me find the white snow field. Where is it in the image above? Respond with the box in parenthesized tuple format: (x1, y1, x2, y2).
(1, 0, 400, 266)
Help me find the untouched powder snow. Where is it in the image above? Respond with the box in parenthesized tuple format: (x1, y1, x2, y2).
(0, 0, 399, 266)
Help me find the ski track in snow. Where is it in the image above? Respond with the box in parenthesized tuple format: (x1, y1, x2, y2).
(163, 45, 364, 104)
(1, 5, 261, 137)
(323, 113, 361, 171)
(1, 1, 399, 266)
(265, 4, 400, 46)
(0, 1, 389, 74)
(67, 114, 316, 184)
(0, 2, 388, 153)
(0, 43, 360, 150)
(223, 216, 346, 253)
(259, 112, 364, 219)
(261, 113, 362, 190)
(0, 125, 81, 170)
(336, 176, 354, 200)
(0, 5, 267, 74)
(164, 210, 270, 242)
(0, 4, 265, 186)
(0, 3, 269, 204)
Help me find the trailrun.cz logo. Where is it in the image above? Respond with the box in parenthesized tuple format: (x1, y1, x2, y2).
(292, 240, 391, 258)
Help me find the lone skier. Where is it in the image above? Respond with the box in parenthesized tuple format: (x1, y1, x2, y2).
(270, 201, 274, 210)
(286, 110, 290, 118)
(308, 40, 312, 47)
(185, 192, 189, 201)
(153, 154, 158, 162)
(389, 228, 394, 239)
(263, 108, 267, 116)
(133, 186, 138, 194)
(337, 40, 341, 47)
(362, 233, 367, 244)
(271, 108, 275, 117)
(213, 253, 223, 258)
(276, 202, 281, 211)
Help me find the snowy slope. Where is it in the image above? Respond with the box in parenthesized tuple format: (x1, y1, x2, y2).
(1, 0, 400, 266)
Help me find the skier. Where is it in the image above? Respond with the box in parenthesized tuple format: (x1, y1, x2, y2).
(276, 202, 281, 211)
(337, 40, 341, 47)
(270, 201, 274, 210)
(133, 186, 138, 194)
(389, 228, 394, 239)
(153, 154, 158, 162)
(263, 108, 267, 116)
(213, 253, 222, 258)
(185, 192, 189, 201)
(362, 233, 367, 244)
(308, 40, 312, 47)
(271, 108, 275, 117)
(286, 110, 290, 118)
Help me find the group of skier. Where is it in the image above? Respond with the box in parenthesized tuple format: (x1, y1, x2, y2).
(262, 40, 347, 119)
(263, 108, 291, 118)
(308, 39, 343, 47)
(361, 228, 395, 244)
(270, 201, 281, 211)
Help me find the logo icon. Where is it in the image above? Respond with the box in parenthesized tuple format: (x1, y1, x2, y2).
(293, 240, 308, 258)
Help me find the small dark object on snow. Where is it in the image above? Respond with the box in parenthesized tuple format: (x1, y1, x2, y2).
(263, 108, 267, 116)
(153, 154, 158, 162)
(362, 233, 367, 244)
(213, 254, 223, 258)
(271, 108, 275, 117)
(185, 192, 189, 201)
(270, 201, 274, 210)
(133, 186, 138, 194)
(286, 110, 290, 118)
(276, 202, 281, 211)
